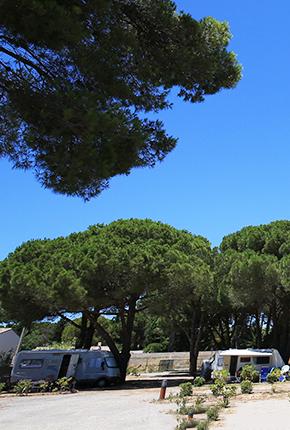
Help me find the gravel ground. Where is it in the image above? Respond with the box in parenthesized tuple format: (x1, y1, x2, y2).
(0, 388, 176, 430)
(214, 397, 290, 430)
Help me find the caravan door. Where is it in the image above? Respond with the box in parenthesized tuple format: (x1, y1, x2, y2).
(66, 354, 80, 377)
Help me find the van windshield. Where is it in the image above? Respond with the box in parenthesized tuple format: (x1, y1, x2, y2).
(105, 357, 118, 368)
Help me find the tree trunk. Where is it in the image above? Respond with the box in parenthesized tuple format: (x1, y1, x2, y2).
(75, 312, 88, 349)
(83, 320, 95, 349)
(189, 309, 204, 376)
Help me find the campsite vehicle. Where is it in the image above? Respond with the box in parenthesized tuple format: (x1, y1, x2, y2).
(11, 349, 120, 387)
(201, 348, 285, 381)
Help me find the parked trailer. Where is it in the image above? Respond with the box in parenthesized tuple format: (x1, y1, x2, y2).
(11, 349, 120, 387)
(201, 348, 285, 380)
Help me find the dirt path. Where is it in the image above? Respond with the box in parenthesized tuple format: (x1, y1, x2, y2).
(214, 397, 290, 430)
(0, 388, 176, 430)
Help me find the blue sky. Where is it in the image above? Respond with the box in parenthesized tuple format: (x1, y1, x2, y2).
(1, 0, 290, 259)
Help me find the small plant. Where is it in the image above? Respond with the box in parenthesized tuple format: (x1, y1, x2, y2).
(39, 380, 54, 393)
(211, 378, 225, 396)
(193, 376, 205, 387)
(206, 405, 220, 421)
(14, 379, 32, 396)
(179, 382, 193, 397)
(0, 382, 6, 392)
(55, 377, 73, 392)
(240, 365, 259, 382)
(267, 368, 281, 384)
(212, 369, 229, 383)
(241, 380, 253, 394)
(176, 418, 198, 430)
(126, 366, 141, 376)
(197, 420, 209, 430)
(176, 398, 190, 415)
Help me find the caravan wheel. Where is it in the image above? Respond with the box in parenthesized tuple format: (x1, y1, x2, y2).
(96, 378, 107, 388)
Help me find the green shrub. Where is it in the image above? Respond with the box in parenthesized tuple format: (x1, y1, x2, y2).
(240, 365, 259, 382)
(206, 405, 220, 421)
(194, 396, 207, 414)
(55, 377, 73, 392)
(193, 377, 205, 387)
(176, 398, 191, 415)
(179, 382, 193, 397)
(241, 380, 253, 394)
(143, 342, 167, 353)
(39, 380, 54, 392)
(0, 382, 6, 392)
(176, 419, 198, 430)
(14, 379, 32, 396)
(212, 369, 229, 383)
(196, 420, 209, 430)
(267, 368, 281, 384)
(211, 378, 225, 396)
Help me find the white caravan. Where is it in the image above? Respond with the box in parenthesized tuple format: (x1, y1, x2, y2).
(201, 348, 284, 380)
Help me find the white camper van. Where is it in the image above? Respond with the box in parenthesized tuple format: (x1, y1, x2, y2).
(11, 349, 120, 387)
(201, 348, 284, 380)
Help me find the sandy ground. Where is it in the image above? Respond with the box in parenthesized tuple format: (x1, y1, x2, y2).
(0, 387, 177, 430)
(214, 397, 290, 430)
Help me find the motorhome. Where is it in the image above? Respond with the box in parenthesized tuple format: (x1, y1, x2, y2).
(201, 348, 284, 380)
(11, 349, 120, 387)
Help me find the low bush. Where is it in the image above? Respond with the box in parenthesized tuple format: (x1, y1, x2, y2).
(55, 377, 73, 392)
(196, 420, 209, 430)
(179, 382, 193, 397)
(212, 370, 229, 383)
(267, 368, 281, 384)
(143, 342, 168, 353)
(240, 380, 253, 394)
(176, 419, 198, 430)
(194, 396, 207, 414)
(211, 379, 225, 396)
(240, 365, 259, 382)
(39, 380, 54, 393)
(14, 379, 32, 396)
(0, 382, 6, 392)
(193, 377, 205, 387)
(206, 405, 220, 421)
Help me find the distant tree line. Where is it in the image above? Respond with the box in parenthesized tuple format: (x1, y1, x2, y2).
(1, 219, 290, 381)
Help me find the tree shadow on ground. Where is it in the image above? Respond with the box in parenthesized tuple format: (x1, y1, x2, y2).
(78, 371, 193, 391)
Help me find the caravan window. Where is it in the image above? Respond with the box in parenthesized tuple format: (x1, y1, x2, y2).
(20, 359, 43, 369)
(256, 356, 270, 365)
(105, 357, 118, 368)
(240, 357, 251, 363)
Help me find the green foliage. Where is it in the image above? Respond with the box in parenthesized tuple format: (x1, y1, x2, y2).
(0, 1, 241, 199)
(193, 377, 205, 387)
(143, 342, 168, 353)
(176, 419, 198, 430)
(206, 405, 220, 421)
(55, 377, 73, 392)
(240, 365, 259, 382)
(38, 380, 54, 393)
(240, 380, 253, 394)
(0, 382, 6, 392)
(14, 379, 32, 395)
(196, 421, 209, 430)
(267, 368, 281, 384)
(213, 370, 229, 383)
(179, 382, 193, 398)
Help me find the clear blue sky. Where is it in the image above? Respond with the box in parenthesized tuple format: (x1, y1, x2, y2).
(1, 0, 290, 260)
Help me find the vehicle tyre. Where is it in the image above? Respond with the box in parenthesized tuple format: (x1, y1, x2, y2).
(96, 378, 107, 388)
